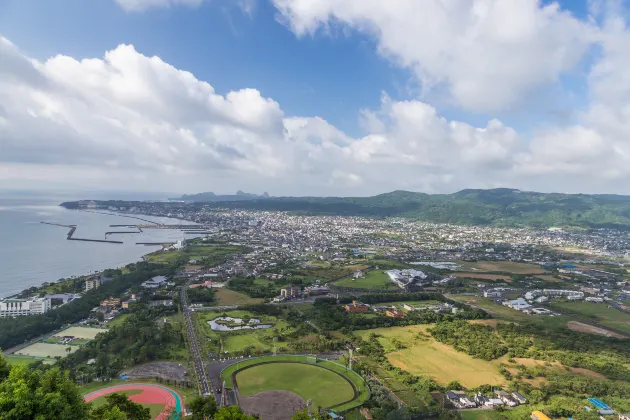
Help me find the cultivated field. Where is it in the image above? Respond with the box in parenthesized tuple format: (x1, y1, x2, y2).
(457, 261, 545, 274)
(16, 342, 78, 358)
(355, 326, 506, 388)
(236, 363, 354, 409)
(56, 326, 108, 339)
(214, 288, 263, 306)
(333, 270, 398, 289)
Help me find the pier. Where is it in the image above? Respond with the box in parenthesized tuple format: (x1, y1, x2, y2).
(66, 226, 123, 244)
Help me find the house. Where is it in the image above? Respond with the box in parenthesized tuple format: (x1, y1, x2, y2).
(619, 414, 630, 420)
(511, 392, 528, 404)
(445, 392, 477, 409)
(141, 276, 167, 289)
(531, 411, 551, 420)
(345, 301, 369, 313)
(495, 391, 518, 407)
(100, 297, 121, 308)
(353, 271, 364, 279)
(149, 300, 173, 307)
(386, 309, 405, 319)
(484, 290, 503, 298)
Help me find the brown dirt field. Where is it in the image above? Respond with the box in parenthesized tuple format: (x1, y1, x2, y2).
(570, 367, 607, 379)
(455, 273, 512, 281)
(183, 265, 204, 270)
(215, 289, 263, 306)
(345, 265, 370, 271)
(567, 321, 627, 339)
(240, 390, 306, 420)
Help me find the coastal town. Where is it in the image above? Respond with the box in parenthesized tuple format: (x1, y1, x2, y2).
(2, 200, 630, 419)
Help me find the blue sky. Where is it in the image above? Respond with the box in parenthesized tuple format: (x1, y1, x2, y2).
(0, 0, 593, 136)
(2, 0, 630, 195)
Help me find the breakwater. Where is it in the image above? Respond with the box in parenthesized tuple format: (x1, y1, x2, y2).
(66, 226, 123, 244)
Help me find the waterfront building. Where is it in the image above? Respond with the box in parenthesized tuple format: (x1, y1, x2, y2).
(0, 297, 51, 318)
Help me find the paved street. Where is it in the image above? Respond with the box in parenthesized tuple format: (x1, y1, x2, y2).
(180, 285, 211, 396)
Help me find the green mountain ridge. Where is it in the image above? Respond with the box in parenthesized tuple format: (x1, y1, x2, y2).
(62, 188, 630, 229)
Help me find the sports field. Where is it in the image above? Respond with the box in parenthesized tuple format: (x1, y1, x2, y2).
(84, 383, 183, 420)
(56, 326, 108, 339)
(16, 342, 78, 358)
(333, 270, 399, 289)
(236, 363, 354, 409)
(356, 326, 506, 388)
(221, 355, 370, 411)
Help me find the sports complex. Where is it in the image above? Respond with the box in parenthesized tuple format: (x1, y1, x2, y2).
(84, 383, 184, 420)
(219, 355, 370, 419)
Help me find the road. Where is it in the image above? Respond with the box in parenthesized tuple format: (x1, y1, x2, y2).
(180, 284, 212, 396)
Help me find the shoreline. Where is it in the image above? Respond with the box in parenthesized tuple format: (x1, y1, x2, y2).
(1, 209, 195, 299)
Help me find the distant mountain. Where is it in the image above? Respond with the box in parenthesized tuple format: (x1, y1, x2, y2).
(62, 188, 630, 229)
(171, 191, 271, 202)
(198, 188, 630, 229)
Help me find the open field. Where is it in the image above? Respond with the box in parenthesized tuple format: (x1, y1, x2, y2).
(56, 326, 109, 339)
(107, 314, 131, 327)
(236, 363, 354, 409)
(344, 264, 370, 271)
(16, 342, 79, 359)
(221, 355, 370, 411)
(4, 355, 53, 366)
(457, 261, 545, 274)
(568, 321, 627, 338)
(454, 273, 513, 281)
(333, 270, 399, 289)
(550, 301, 630, 334)
(355, 326, 506, 388)
(376, 300, 442, 308)
(214, 289, 263, 306)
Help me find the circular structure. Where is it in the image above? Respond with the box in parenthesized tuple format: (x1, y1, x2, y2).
(240, 390, 306, 420)
(236, 363, 354, 409)
(84, 383, 184, 420)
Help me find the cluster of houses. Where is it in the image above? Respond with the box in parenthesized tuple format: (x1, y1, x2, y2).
(445, 390, 527, 409)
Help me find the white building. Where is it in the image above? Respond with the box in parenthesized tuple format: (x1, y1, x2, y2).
(84, 277, 101, 292)
(0, 297, 51, 318)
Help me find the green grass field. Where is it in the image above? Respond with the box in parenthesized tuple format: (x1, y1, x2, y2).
(549, 301, 630, 334)
(107, 314, 130, 327)
(4, 355, 52, 366)
(457, 261, 545, 274)
(333, 270, 399, 289)
(16, 342, 78, 359)
(56, 326, 109, 340)
(221, 355, 369, 411)
(355, 326, 506, 388)
(236, 363, 354, 409)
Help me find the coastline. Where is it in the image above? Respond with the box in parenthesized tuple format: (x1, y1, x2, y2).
(0, 205, 197, 298)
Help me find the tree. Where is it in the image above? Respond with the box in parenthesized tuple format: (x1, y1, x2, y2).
(213, 406, 256, 420)
(292, 409, 330, 420)
(96, 312, 105, 322)
(0, 352, 9, 381)
(90, 393, 151, 420)
(0, 365, 89, 420)
(189, 395, 218, 420)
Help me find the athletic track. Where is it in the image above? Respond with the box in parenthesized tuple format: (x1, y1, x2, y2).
(84, 383, 184, 420)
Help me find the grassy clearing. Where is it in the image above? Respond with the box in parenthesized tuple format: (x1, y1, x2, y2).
(333, 270, 399, 290)
(549, 301, 630, 334)
(106, 314, 130, 327)
(457, 261, 545, 274)
(214, 289, 263, 306)
(56, 326, 109, 339)
(236, 363, 354, 409)
(355, 326, 506, 388)
(4, 355, 44, 366)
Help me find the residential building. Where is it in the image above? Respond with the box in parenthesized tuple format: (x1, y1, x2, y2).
(495, 391, 518, 407)
(84, 277, 101, 292)
(100, 297, 121, 308)
(141, 275, 168, 289)
(280, 286, 301, 298)
(345, 301, 369, 313)
(386, 309, 405, 319)
(511, 392, 527, 404)
(484, 290, 503, 298)
(0, 297, 51, 318)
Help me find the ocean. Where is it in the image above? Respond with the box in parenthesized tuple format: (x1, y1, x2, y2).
(0, 194, 194, 298)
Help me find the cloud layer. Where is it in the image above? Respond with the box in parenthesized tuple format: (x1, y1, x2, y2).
(3, 0, 630, 195)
